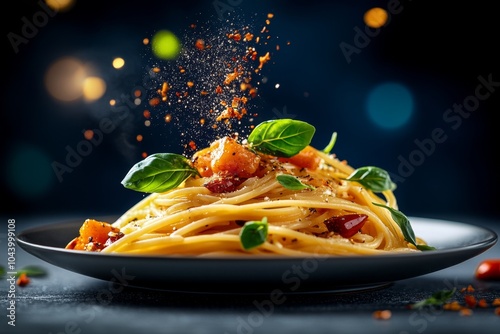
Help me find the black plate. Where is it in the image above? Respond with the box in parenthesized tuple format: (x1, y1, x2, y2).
(16, 216, 497, 294)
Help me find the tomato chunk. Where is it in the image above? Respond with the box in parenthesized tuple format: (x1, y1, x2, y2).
(203, 172, 244, 193)
(65, 219, 120, 251)
(324, 214, 367, 238)
(192, 136, 261, 178)
(278, 146, 320, 170)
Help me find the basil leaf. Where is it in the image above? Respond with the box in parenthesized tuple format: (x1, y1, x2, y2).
(415, 244, 437, 251)
(373, 203, 436, 251)
(121, 153, 198, 193)
(410, 288, 456, 309)
(276, 174, 314, 190)
(322, 131, 338, 154)
(0, 266, 5, 278)
(17, 265, 47, 278)
(345, 166, 396, 192)
(240, 217, 268, 250)
(247, 119, 315, 158)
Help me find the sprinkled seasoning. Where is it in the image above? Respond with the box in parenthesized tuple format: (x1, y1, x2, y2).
(142, 12, 282, 155)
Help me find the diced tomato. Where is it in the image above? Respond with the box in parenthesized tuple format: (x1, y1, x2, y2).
(65, 219, 120, 251)
(203, 172, 244, 193)
(324, 214, 368, 238)
(192, 136, 261, 178)
(278, 146, 320, 170)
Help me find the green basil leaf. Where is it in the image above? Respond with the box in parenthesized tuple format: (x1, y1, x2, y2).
(416, 244, 437, 251)
(345, 166, 396, 192)
(17, 265, 47, 278)
(121, 153, 198, 193)
(322, 131, 338, 154)
(0, 266, 5, 278)
(247, 119, 315, 158)
(410, 288, 456, 309)
(276, 174, 314, 190)
(239, 217, 268, 250)
(373, 203, 435, 251)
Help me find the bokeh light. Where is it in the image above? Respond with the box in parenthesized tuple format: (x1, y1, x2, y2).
(82, 76, 107, 101)
(6, 145, 54, 199)
(112, 57, 125, 69)
(45, 0, 76, 12)
(151, 30, 181, 60)
(363, 7, 388, 28)
(366, 82, 414, 129)
(45, 57, 86, 102)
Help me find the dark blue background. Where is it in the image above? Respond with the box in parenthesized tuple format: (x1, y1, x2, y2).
(2, 0, 498, 222)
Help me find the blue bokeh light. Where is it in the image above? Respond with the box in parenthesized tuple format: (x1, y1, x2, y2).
(366, 82, 414, 129)
(6, 145, 54, 199)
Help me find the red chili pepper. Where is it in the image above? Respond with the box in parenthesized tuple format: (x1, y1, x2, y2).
(324, 214, 367, 238)
(475, 259, 500, 280)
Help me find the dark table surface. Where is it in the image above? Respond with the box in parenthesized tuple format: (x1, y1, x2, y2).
(1, 214, 499, 334)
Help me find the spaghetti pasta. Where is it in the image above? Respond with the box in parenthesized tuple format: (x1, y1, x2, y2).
(65, 119, 433, 256)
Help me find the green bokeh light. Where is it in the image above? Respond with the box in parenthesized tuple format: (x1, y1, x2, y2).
(6, 145, 54, 199)
(151, 30, 181, 60)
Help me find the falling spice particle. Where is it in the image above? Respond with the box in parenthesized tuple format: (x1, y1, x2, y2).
(478, 299, 488, 308)
(258, 52, 271, 69)
(141, 12, 283, 157)
(149, 97, 160, 107)
(16, 273, 30, 287)
(464, 295, 477, 308)
(372, 310, 391, 320)
(195, 39, 205, 50)
(459, 308, 473, 317)
(160, 82, 169, 101)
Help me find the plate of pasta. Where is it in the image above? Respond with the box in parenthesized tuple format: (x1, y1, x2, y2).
(17, 119, 497, 293)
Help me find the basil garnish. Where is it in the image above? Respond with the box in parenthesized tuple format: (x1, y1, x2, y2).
(276, 174, 314, 190)
(373, 203, 435, 251)
(345, 166, 396, 192)
(16, 265, 47, 278)
(410, 288, 456, 309)
(121, 153, 198, 193)
(247, 119, 315, 158)
(322, 131, 338, 154)
(239, 217, 268, 250)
